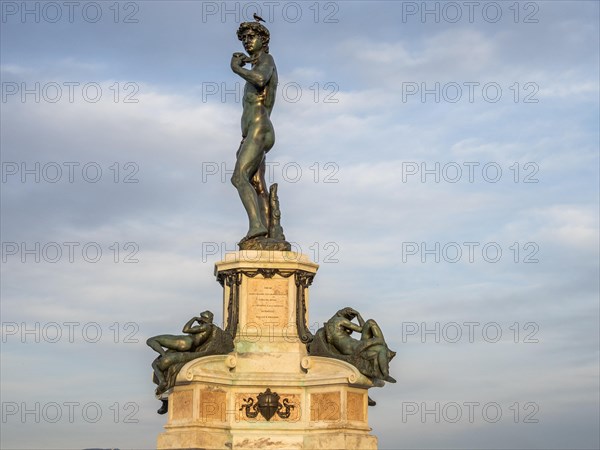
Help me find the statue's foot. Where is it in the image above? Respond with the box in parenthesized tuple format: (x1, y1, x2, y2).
(368, 396, 377, 406)
(157, 399, 168, 415)
(241, 226, 268, 243)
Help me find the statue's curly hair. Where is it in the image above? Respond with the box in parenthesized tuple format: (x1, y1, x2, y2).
(337, 307, 356, 319)
(200, 310, 214, 322)
(236, 22, 270, 53)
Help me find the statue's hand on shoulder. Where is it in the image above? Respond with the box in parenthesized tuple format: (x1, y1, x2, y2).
(231, 52, 247, 69)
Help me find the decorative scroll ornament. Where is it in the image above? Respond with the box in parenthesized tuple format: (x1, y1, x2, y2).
(239, 388, 294, 421)
(295, 271, 315, 343)
(216, 270, 243, 337)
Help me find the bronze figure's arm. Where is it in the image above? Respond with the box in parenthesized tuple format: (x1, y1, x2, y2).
(231, 54, 274, 88)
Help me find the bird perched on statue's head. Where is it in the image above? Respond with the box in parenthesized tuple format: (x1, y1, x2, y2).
(253, 13, 265, 23)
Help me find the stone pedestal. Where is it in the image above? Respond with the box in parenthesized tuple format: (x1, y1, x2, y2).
(157, 251, 378, 450)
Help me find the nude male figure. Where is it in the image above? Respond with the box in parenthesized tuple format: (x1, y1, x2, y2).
(230, 21, 278, 242)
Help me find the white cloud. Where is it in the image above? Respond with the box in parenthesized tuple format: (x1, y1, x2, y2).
(1, 4, 598, 448)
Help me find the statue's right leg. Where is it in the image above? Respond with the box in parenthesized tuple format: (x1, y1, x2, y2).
(377, 350, 396, 383)
(152, 357, 167, 389)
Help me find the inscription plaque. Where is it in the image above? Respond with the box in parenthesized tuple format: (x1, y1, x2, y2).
(246, 277, 289, 329)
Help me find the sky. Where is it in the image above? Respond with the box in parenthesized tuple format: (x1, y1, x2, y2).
(0, 0, 599, 449)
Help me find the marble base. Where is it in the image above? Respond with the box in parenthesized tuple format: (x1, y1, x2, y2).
(157, 355, 377, 449)
(156, 252, 379, 449)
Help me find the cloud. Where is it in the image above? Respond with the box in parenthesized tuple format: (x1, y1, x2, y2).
(1, 3, 598, 448)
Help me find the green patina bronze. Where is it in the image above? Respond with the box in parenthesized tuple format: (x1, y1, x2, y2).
(309, 307, 397, 389)
(146, 311, 233, 413)
(230, 20, 290, 251)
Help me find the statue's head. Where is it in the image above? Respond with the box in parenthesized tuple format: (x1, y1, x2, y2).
(337, 307, 356, 320)
(237, 21, 270, 54)
(199, 310, 214, 323)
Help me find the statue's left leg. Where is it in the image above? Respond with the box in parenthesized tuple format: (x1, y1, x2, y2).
(147, 336, 167, 357)
(251, 157, 270, 232)
(361, 319, 385, 340)
(232, 132, 269, 239)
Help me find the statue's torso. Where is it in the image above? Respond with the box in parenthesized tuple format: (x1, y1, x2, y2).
(241, 55, 277, 137)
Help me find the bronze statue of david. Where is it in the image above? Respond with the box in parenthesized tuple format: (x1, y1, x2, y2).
(230, 20, 278, 244)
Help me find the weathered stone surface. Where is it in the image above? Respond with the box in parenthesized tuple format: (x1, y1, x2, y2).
(170, 390, 193, 421)
(156, 252, 378, 449)
(347, 391, 366, 422)
(199, 388, 227, 423)
(310, 392, 341, 422)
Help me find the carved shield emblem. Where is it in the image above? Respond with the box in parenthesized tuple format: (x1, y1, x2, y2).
(257, 388, 280, 421)
(239, 388, 295, 421)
